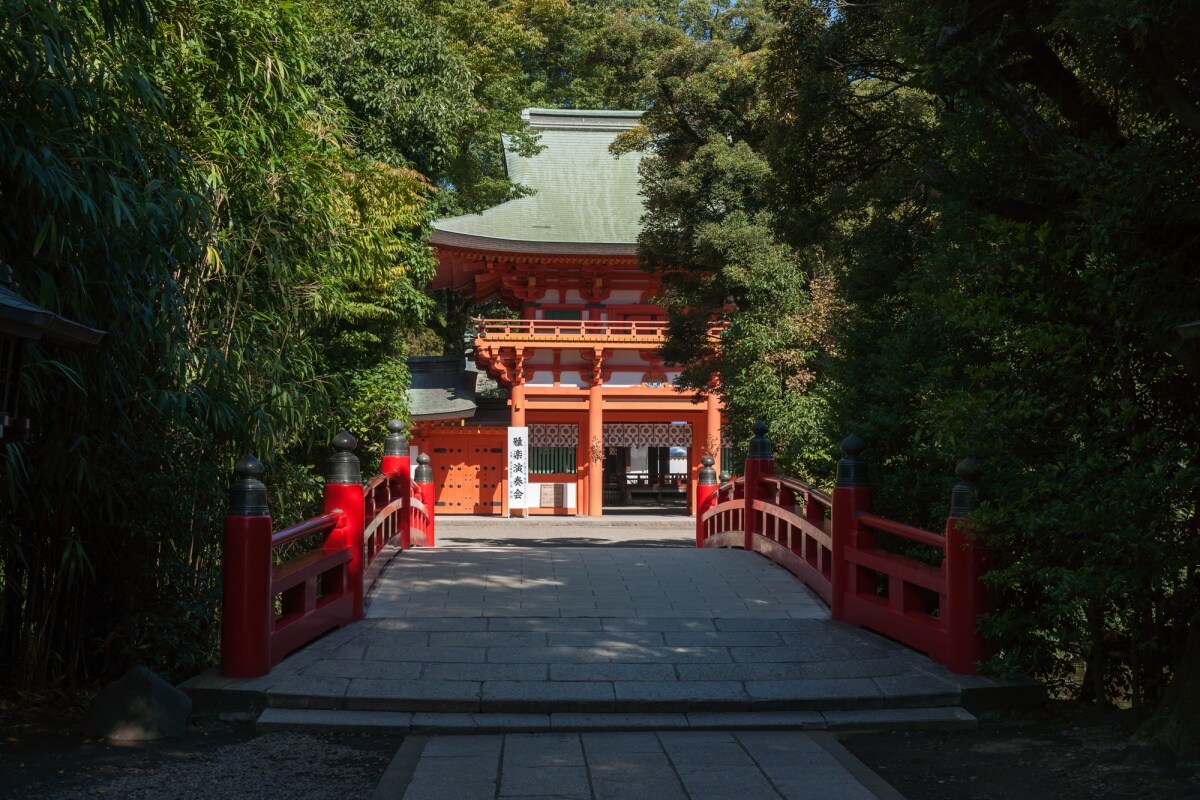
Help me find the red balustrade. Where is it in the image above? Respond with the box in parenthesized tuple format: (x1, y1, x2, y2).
(474, 318, 668, 341)
(697, 424, 990, 675)
(220, 422, 434, 678)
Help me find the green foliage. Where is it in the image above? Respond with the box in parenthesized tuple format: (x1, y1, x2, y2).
(0, 0, 443, 688)
(634, 0, 1200, 718)
(629, 6, 834, 476)
(6, 0, 1195, 742)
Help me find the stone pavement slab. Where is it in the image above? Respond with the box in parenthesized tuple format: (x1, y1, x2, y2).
(432, 514, 695, 550)
(381, 731, 905, 800)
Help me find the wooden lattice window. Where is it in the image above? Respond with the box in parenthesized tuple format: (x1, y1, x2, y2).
(530, 446, 575, 474)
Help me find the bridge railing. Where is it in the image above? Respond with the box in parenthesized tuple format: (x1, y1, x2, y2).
(220, 420, 435, 678)
(696, 424, 989, 675)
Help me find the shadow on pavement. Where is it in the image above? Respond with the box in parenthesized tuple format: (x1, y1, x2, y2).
(437, 536, 693, 548)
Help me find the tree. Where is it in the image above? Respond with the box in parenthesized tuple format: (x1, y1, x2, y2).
(774, 0, 1200, 717)
(0, 0, 442, 687)
(633, 0, 1200, 736)
(617, 3, 837, 470)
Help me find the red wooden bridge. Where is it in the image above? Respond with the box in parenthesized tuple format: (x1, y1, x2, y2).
(220, 421, 433, 678)
(218, 420, 991, 682)
(695, 423, 989, 676)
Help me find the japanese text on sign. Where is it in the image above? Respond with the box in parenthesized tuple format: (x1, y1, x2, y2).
(507, 426, 529, 514)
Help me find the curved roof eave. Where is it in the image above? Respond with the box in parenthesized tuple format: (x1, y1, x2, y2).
(430, 229, 639, 257)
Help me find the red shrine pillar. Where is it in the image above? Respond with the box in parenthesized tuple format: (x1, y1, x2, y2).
(689, 416, 704, 514)
(587, 379, 603, 517)
(511, 383, 527, 427)
(511, 349, 527, 428)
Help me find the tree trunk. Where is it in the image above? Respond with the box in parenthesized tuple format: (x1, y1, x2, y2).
(1153, 609, 1200, 758)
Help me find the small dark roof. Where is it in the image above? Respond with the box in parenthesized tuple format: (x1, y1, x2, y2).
(0, 267, 104, 346)
(0, 284, 105, 346)
(407, 356, 479, 421)
(472, 397, 511, 427)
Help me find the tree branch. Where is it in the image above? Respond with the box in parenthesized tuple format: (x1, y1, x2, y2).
(920, 160, 1058, 224)
(1000, 39, 1123, 143)
(1117, 29, 1200, 137)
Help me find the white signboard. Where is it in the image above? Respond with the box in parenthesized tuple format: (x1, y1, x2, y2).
(507, 426, 529, 514)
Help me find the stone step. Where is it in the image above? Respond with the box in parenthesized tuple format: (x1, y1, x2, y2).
(257, 706, 977, 735)
(258, 680, 966, 714)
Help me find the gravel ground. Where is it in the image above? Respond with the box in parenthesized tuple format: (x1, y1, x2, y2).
(843, 703, 1200, 800)
(1, 717, 397, 800)
(6, 697, 1198, 799)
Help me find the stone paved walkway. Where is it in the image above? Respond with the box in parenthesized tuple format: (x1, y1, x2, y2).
(181, 520, 1040, 800)
(366, 545, 825, 618)
(185, 542, 993, 716)
(433, 514, 694, 549)
(380, 731, 902, 800)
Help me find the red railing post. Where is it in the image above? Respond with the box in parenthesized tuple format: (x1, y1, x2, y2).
(696, 455, 718, 547)
(323, 431, 365, 620)
(414, 452, 435, 547)
(831, 435, 871, 621)
(221, 455, 273, 678)
(943, 458, 990, 674)
(743, 421, 775, 552)
(381, 419, 411, 549)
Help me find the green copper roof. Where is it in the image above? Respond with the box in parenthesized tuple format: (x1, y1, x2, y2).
(431, 109, 644, 254)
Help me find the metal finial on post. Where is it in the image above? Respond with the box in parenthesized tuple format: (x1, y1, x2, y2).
(748, 420, 772, 460)
(229, 454, 269, 516)
(719, 470, 731, 484)
(948, 457, 982, 517)
(699, 454, 717, 485)
(414, 452, 434, 483)
(325, 431, 361, 484)
(836, 434, 868, 487)
(384, 419, 408, 456)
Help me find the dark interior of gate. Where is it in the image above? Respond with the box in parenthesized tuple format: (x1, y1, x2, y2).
(600, 423, 690, 508)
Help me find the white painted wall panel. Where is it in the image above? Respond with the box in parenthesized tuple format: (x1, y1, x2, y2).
(606, 370, 644, 387)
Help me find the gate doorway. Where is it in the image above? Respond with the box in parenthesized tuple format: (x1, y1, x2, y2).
(602, 444, 689, 508)
(431, 431, 506, 514)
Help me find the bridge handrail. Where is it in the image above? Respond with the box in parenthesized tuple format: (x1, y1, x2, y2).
(362, 498, 404, 542)
(271, 512, 339, 549)
(220, 422, 436, 678)
(764, 474, 833, 509)
(856, 513, 944, 550)
(696, 425, 989, 675)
